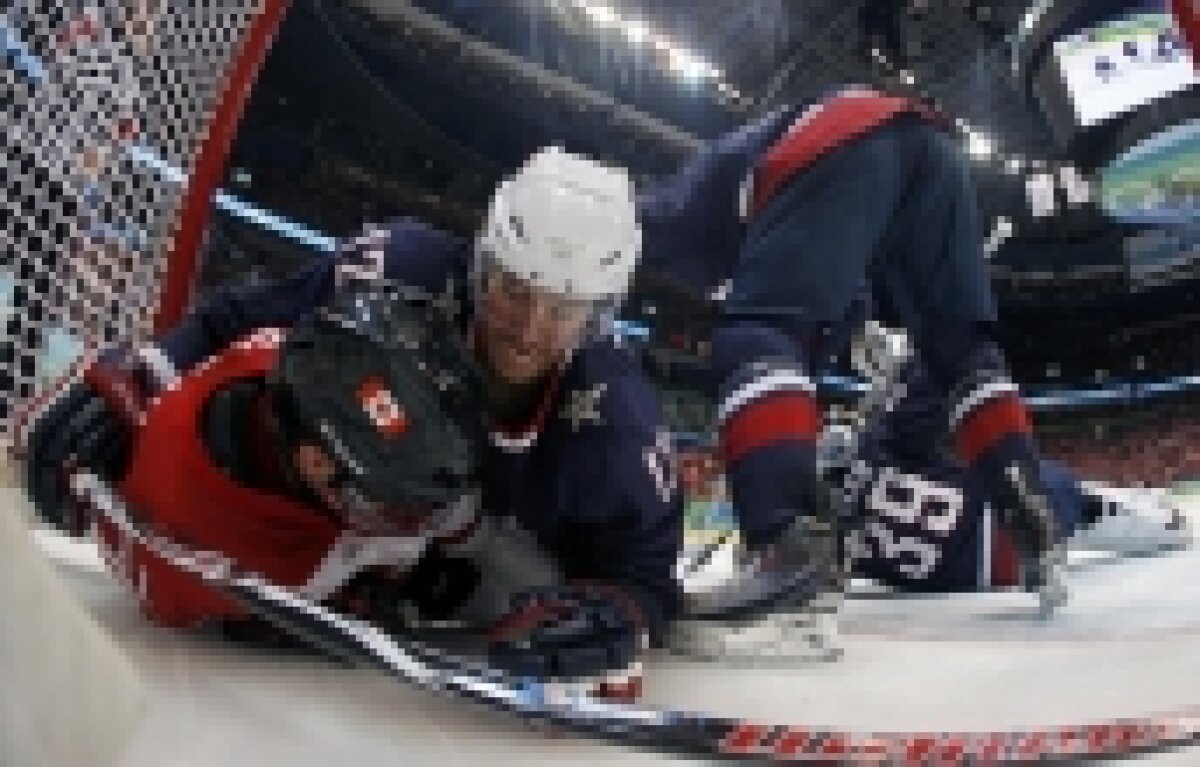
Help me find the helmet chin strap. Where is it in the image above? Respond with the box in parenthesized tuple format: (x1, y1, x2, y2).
(480, 367, 549, 423)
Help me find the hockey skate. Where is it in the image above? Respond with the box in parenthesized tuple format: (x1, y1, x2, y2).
(1070, 484, 1193, 557)
(667, 322, 899, 663)
(1000, 461, 1069, 616)
(671, 512, 845, 663)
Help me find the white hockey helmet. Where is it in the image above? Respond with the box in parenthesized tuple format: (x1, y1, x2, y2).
(477, 146, 642, 305)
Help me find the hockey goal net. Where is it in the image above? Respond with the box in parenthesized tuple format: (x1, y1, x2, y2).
(0, 0, 287, 447)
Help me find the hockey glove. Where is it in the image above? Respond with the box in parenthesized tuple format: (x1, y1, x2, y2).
(401, 548, 482, 622)
(487, 583, 645, 683)
(21, 343, 174, 533)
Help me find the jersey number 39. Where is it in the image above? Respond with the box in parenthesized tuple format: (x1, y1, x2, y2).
(846, 467, 964, 580)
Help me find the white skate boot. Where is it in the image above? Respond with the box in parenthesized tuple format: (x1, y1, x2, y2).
(1071, 484, 1193, 556)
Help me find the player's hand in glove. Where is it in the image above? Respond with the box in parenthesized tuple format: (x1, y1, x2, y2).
(487, 583, 647, 701)
(398, 548, 482, 623)
(20, 343, 172, 533)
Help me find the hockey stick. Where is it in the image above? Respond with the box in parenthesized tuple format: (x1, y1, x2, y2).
(679, 527, 735, 580)
(72, 472, 1200, 765)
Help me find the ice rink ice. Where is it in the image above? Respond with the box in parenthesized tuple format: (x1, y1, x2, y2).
(3, 475, 1200, 766)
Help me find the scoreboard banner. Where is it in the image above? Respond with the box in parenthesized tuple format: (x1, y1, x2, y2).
(1053, 7, 1197, 128)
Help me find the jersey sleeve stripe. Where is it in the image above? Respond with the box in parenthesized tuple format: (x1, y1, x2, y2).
(717, 368, 815, 425)
(953, 394, 1034, 464)
(720, 391, 820, 465)
(747, 89, 932, 219)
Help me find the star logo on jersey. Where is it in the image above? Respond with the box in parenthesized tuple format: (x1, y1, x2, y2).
(431, 369, 460, 392)
(356, 376, 408, 438)
(429, 277, 461, 323)
(561, 383, 607, 431)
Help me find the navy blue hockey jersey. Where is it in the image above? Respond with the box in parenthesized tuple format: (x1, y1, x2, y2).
(634, 86, 1015, 562)
(845, 447, 1085, 592)
(156, 218, 682, 634)
(845, 359, 1086, 591)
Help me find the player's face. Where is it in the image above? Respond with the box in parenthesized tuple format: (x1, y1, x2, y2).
(291, 444, 428, 535)
(476, 266, 590, 384)
(292, 443, 341, 509)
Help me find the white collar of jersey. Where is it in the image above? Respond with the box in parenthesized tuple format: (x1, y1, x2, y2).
(488, 428, 541, 453)
(483, 362, 569, 454)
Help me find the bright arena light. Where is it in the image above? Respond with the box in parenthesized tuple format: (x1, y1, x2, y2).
(562, 0, 738, 98)
(624, 20, 649, 44)
(581, 3, 617, 26)
(964, 127, 995, 159)
(717, 81, 742, 100)
(678, 56, 708, 81)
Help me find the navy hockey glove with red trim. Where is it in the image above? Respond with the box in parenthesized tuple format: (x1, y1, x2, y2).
(487, 583, 645, 682)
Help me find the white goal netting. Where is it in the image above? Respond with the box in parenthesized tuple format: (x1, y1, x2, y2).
(0, 0, 281, 446)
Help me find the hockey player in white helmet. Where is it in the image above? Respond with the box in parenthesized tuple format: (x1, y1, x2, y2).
(473, 146, 640, 387)
(25, 147, 681, 701)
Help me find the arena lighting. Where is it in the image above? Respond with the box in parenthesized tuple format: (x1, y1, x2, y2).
(1058, 164, 1092, 205)
(669, 47, 722, 82)
(1011, 0, 1056, 74)
(677, 56, 709, 81)
(625, 19, 649, 44)
(579, 2, 617, 27)
(717, 81, 744, 100)
(559, 0, 737, 94)
(983, 216, 1015, 258)
(965, 126, 996, 159)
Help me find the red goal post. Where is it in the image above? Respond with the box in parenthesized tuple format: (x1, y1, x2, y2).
(1173, 0, 1199, 69)
(0, 0, 291, 445)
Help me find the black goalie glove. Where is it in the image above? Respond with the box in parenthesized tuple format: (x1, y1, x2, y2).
(486, 584, 645, 680)
(21, 344, 167, 533)
(399, 549, 483, 623)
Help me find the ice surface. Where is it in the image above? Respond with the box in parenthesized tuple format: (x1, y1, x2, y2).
(8, 484, 1200, 765)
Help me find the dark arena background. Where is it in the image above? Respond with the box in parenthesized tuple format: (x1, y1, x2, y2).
(3, 1, 1200, 765)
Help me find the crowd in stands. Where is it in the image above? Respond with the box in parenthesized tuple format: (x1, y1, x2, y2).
(218, 1, 496, 243)
(1035, 393, 1200, 487)
(1039, 422, 1200, 487)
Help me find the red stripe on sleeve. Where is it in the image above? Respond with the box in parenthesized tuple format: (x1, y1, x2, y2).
(720, 392, 819, 465)
(954, 395, 1032, 464)
(750, 92, 941, 218)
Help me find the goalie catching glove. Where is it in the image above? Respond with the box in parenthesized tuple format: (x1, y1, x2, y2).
(21, 343, 175, 533)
